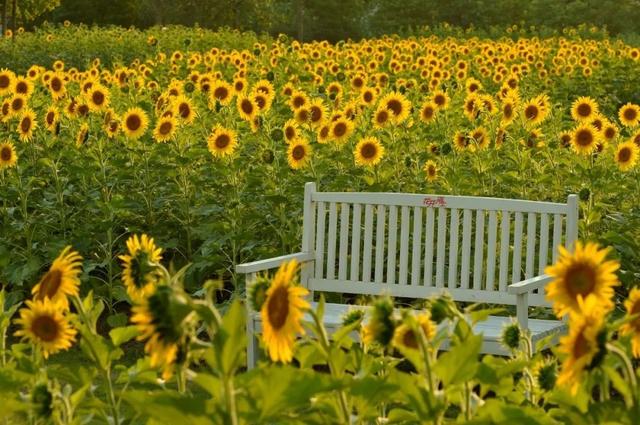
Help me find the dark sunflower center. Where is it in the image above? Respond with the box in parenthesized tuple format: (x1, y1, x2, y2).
(179, 103, 191, 118)
(561, 134, 571, 147)
(285, 127, 295, 140)
(215, 134, 230, 149)
(604, 128, 615, 139)
(364, 92, 373, 102)
(320, 126, 329, 138)
(255, 96, 266, 109)
(12, 98, 24, 111)
(297, 109, 309, 122)
(109, 121, 119, 132)
(435, 94, 445, 106)
(576, 129, 593, 146)
(565, 263, 597, 298)
(624, 108, 637, 121)
(16, 82, 27, 94)
(130, 251, 154, 288)
(266, 285, 290, 330)
(361, 142, 377, 159)
(572, 329, 592, 358)
(51, 78, 62, 91)
(0, 75, 9, 88)
(92, 91, 105, 105)
(428, 166, 436, 177)
(387, 99, 402, 116)
(31, 315, 60, 342)
(293, 96, 305, 108)
(402, 328, 418, 349)
(333, 122, 347, 137)
(525, 105, 538, 120)
(46, 112, 55, 125)
(577, 103, 591, 117)
(618, 147, 632, 163)
(78, 105, 89, 116)
(292, 145, 305, 160)
(311, 106, 322, 122)
(21, 117, 32, 133)
(159, 121, 173, 135)
(1, 146, 12, 161)
(377, 110, 388, 123)
(235, 82, 244, 91)
(126, 114, 142, 131)
(241, 100, 253, 114)
(422, 106, 434, 119)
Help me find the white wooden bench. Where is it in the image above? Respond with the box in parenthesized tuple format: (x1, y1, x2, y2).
(237, 183, 578, 367)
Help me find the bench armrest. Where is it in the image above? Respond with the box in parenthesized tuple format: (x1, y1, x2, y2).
(235, 252, 315, 274)
(507, 274, 552, 295)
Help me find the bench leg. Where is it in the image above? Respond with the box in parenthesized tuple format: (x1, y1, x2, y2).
(247, 317, 260, 369)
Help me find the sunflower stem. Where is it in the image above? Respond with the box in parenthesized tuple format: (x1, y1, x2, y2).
(223, 374, 239, 425)
(606, 342, 637, 405)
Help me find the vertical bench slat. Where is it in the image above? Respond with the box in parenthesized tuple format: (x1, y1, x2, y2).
(423, 208, 435, 287)
(399, 206, 411, 285)
(460, 209, 473, 289)
(338, 203, 350, 281)
(512, 212, 524, 284)
(350, 204, 362, 282)
(538, 213, 549, 275)
(375, 206, 386, 283)
(525, 212, 537, 279)
(411, 206, 423, 286)
(326, 202, 338, 280)
(387, 206, 398, 284)
(361, 204, 374, 282)
(486, 210, 498, 291)
(552, 213, 563, 263)
(498, 211, 510, 292)
(435, 208, 447, 287)
(473, 210, 485, 290)
(447, 208, 460, 289)
(314, 201, 326, 279)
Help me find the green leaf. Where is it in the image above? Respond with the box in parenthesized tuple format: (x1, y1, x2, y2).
(109, 325, 140, 347)
(602, 365, 632, 408)
(434, 334, 482, 386)
(207, 299, 246, 375)
(123, 390, 216, 425)
(106, 312, 128, 328)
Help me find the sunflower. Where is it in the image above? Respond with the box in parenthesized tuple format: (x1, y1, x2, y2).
(453, 131, 471, 151)
(48, 73, 66, 100)
(557, 296, 605, 395)
(17, 109, 37, 142)
(75, 123, 89, 147)
(289, 90, 308, 110)
(500, 97, 518, 126)
(372, 107, 391, 129)
(424, 160, 438, 182)
(380, 92, 411, 124)
(545, 241, 619, 318)
(360, 87, 377, 107)
(14, 299, 77, 359)
(571, 124, 599, 155)
(392, 312, 436, 352)
(354, 136, 384, 167)
(571, 96, 598, 122)
(13, 76, 34, 98)
(329, 118, 354, 144)
(470, 126, 489, 150)
(316, 122, 331, 144)
(9, 94, 27, 117)
(287, 138, 312, 169)
(294, 107, 311, 124)
(620, 288, 640, 358)
(419, 101, 437, 124)
(559, 130, 572, 148)
(207, 125, 238, 158)
(44, 106, 59, 133)
(153, 116, 178, 143)
(431, 90, 450, 110)
(105, 118, 120, 139)
(131, 286, 187, 379)
(602, 122, 618, 142)
(31, 246, 82, 310)
(119, 234, 163, 302)
(122, 107, 149, 140)
(618, 103, 640, 128)
(614, 141, 638, 171)
(0, 68, 15, 96)
(236, 95, 257, 121)
(308, 98, 327, 127)
(463, 93, 481, 121)
(260, 260, 309, 363)
(172, 95, 196, 124)
(86, 85, 110, 112)
(283, 119, 300, 143)
(0, 141, 18, 169)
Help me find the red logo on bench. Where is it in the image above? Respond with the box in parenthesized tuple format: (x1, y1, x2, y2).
(423, 196, 447, 207)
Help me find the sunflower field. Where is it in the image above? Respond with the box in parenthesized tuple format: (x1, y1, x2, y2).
(2, 22, 640, 424)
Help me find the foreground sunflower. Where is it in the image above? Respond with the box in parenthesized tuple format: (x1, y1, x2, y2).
(571, 124, 599, 155)
(122, 107, 149, 140)
(14, 299, 77, 358)
(557, 296, 605, 395)
(0, 141, 18, 169)
(32, 246, 82, 310)
(620, 288, 640, 358)
(614, 141, 639, 171)
(354, 137, 384, 167)
(119, 234, 163, 302)
(618, 103, 640, 128)
(545, 242, 619, 317)
(207, 125, 238, 158)
(392, 312, 436, 353)
(260, 260, 309, 363)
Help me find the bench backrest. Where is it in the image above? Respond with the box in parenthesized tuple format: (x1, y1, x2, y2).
(300, 183, 578, 308)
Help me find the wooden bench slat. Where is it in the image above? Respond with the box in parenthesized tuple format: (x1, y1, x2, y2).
(314, 201, 326, 279)
(498, 211, 510, 292)
(399, 206, 411, 285)
(448, 208, 460, 289)
(512, 212, 524, 284)
(486, 210, 498, 291)
(460, 209, 473, 289)
(411, 206, 423, 286)
(525, 212, 537, 280)
(552, 213, 563, 263)
(350, 204, 362, 282)
(362, 204, 374, 282)
(435, 207, 447, 288)
(338, 203, 350, 281)
(473, 209, 485, 290)
(375, 205, 386, 284)
(326, 202, 338, 279)
(423, 207, 435, 287)
(387, 205, 398, 285)
(538, 213, 549, 276)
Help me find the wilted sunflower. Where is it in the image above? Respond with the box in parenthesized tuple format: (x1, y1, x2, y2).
(571, 124, 599, 155)
(330, 118, 354, 144)
(14, 299, 77, 358)
(545, 241, 619, 317)
(470, 126, 489, 150)
(571, 96, 598, 122)
(119, 234, 163, 302)
(153, 116, 178, 143)
(207, 125, 238, 158)
(0, 141, 18, 169)
(557, 296, 605, 395)
(614, 141, 638, 171)
(380, 92, 411, 124)
(75, 123, 89, 147)
(620, 288, 640, 358)
(31, 246, 83, 310)
(287, 138, 312, 169)
(354, 137, 384, 167)
(261, 260, 309, 363)
(237, 95, 257, 121)
(424, 160, 438, 182)
(122, 107, 149, 140)
(618, 103, 640, 128)
(131, 285, 189, 379)
(392, 312, 436, 352)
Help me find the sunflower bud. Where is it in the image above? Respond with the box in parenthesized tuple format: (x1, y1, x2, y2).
(248, 276, 271, 312)
(427, 295, 457, 324)
(362, 296, 396, 347)
(31, 383, 53, 418)
(441, 142, 453, 155)
(578, 187, 590, 202)
(184, 82, 195, 93)
(342, 309, 365, 327)
(317, 86, 326, 94)
(501, 322, 522, 351)
(253, 48, 262, 56)
(270, 128, 283, 142)
(536, 360, 557, 391)
(262, 149, 275, 164)
(266, 71, 275, 81)
(336, 72, 346, 81)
